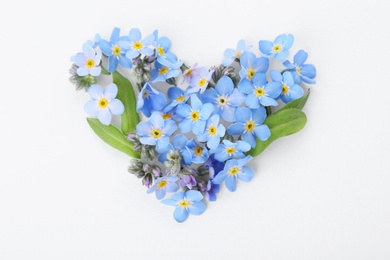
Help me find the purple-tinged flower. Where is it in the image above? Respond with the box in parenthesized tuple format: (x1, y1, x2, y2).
(221, 39, 252, 66)
(211, 140, 251, 162)
(199, 181, 220, 202)
(201, 75, 245, 122)
(227, 107, 270, 148)
(163, 86, 189, 113)
(259, 34, 294, 61)
(179, 174, 197, 189)
(136, 111, 177, 153)
(187, 67, 214, 94)
(212, 156, 254, 192)
(176, 95, 214, 135)
(71, 45, 101, 76)
(124, 28, 155, 60)
(283, 50, 316, 84)
(84, 83, 124, 125)
(182, 63, 201, 84)
(238, 72, 282, 108)
(147, 176, 179, 200)
(196, 114, 225, 149)
(136, 82, 167, 117)
(162, 190, 206, 223)
(151, 58, 183, 82)
(270, 70, 303, 103)
(239, 51, 269, 82)
(98, 27, 132, 73)
(182, 139, 209, 164)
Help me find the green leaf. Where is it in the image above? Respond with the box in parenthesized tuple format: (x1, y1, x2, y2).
(247, 108, 307, 157)
(277, 89, 310, 113)
(112, 71, 139, 135)
(87, 118, 140, 158)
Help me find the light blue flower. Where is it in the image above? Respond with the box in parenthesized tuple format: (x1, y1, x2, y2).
(239, 51, 269, 82)
(147, 176, 179, 200)
(227, 107, 270, 148)
(212, 156, 254, 192)
(83, 33, 101, 49)
(238, 73, 282, 108)
(84, 83, 124, 125)
(259, 34, 294, 61)
(270, 70, 304, 103)
(158, 134, 188, 163)
(187, 67, 214, 94)
(200, 76, 245, 122)
(211, 140, 251, 162)
(196, 114, 225, 149)
(181, 63, 201, 84)
(136, 111, 177, 153)
(182, 139, 209, 164)
(176, 95, 214, 135)
(98, 27, 132, 73)
(154, 33, 177, 62)
(222, 39, 252, 66)
(162, 190, 206, 223)
(71, 45, 101, 76)
(283, 50, 316, 84)
(124, 28, 155, 60)
(136, 82, 167, 117)
(151, 58, 183, 82)
(163, 86, 189, 113)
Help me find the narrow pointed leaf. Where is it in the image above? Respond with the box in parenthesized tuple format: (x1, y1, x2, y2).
(87, 118, 140, 158)
(112, 71, 139, 135)
(247, 108, 307, 157)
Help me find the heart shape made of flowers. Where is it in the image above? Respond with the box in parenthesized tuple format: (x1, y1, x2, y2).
(69, 27, 316, 222)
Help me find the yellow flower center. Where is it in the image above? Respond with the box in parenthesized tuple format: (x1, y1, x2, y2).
(199, 78, 207, 87)
(175, 95, 185, 102)
(178, 199, 190, 208)
(190, 111, 200, 121)
(235, 50, 242, 58)
(159, 67, 169, 75)
(254, 87, 265, 97)
(247, 69, 255, 79)
(296, 67, 301, 74)
(282, 84, 289, 94)
(225, 147, 235, 154)
(208, 126, 217, 135)
(272, 44, 282, 53)
(133, 42, 143, 50)
(85, 59, 95, 68)
(217, 96, 228, 107)
(229, 167, 239, 175)
(194, 147, 203, 156)
(157, 180, 167, 189)
(162, 113, 172, 120)
(151, 129, 162, 139)
(245, 121, 255, 131)
(157, 46, 165, 56)
(112, 45, 121, 56)
(184, 69, 193, 77)
(98, 98, 109, 108)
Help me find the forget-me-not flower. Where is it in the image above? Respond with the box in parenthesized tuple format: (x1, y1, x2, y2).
(283, 50, 316, 84)
(163, 86, 189, 113)
(221, 39, 252, 66)
(187, 67, 214, 94)
(72, 45, 101, 76)
(147, 176, 179, 200)
(259, 34, 294, 61)
(124, 28, 155, 60)
(196, 114, 225, 149)
(136, 82, 167, 117)
(211, 140, 251, 162)
(270, 70, 304, 103)
(239, 51, 269, 82)
(182, 139, 209, 164)
(151, 58, 183, 82)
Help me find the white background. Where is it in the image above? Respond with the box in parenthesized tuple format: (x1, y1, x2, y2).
(1, 0, 390, 259)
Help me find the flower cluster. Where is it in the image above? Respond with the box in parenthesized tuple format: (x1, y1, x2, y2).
(70, 27, 316, 222)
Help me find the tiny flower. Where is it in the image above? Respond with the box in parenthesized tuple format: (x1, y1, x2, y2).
(182, 63, 201, 84)
(227, 107, 270, 148)
(158, 134, 188, 164)
(125, 28, 155, 60)
(136, 82, 167, 117)
(84, 83, 124, 125)
(151, 58, 183, 82)
(200, 75, 245, 122)
(98, 27, 132, 72)
(83, 33, 101, 49)
(212, 140, 251, 162)
(154, 35, 177, 62)
(270, 70, 304, 103)
(182, 139, 209, 164)
(163, 86, 189, 113)
(239, 51, 269, 82)
(238, 72, 282, 108)
(176, 95, 214, 135)
(187, 67, 214, 94)
(212, 156, 254, 192)
(136, 111, 177, 153)
(259, 34, 294, 61)
(179, 174, 197, 189)
(221, 39, 252, 66)
(196, 114, 226, 149)
(283, 49, 316, 84)
(71, 45, 101, 77)
(147, 176, 179, 200)
(162, 190, 206, 223)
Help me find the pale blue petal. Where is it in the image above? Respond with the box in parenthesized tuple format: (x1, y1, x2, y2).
(275, 50, 289, 61)
(207, 136, 221, 150)
(188, 201, 206, 215)
(200, 103, 214, 120)
(228, 89, 245, 107)
(236, 141, 251, 152)
(84, 100, 99, 115)
(238, 79, 254, 94)
(126, 50, 139, 60)
(104, 83, 118, 100)
(172, 134, 188, 149)
(214, 152, 229, 162)
(240, 51, 256, 68)
(179, 118, 193, 133)
(110, 27, 120, 43)
(265, 82, 282, 98)
(217, 124, 226, 136)
(140, 47, 154, 56)
(193, 120, 206, 135)
(174, 207, 189, 223)
(212, 171, 228, 184)
(253, 73, 268, 87)
(225, 176, 237, 192)
(98, 40, 112, 56)
(254, 57, 269, 73)
(259, 40, 273, 55)
(260, 96, 278, 106)
(238, 166, 254, 182)
(161, 198, 178, 206)
(216, 76, 234, 95)
(221, 105, 236, 122)
(301, 64, 316, 78)
(175, 104, 191, 118)
(252, 107, 267, 124)
(242, 132, 256, 147)
(254, 125, 271, 141)
(108, 99, 124, 115)
(90, 67, 101, 76)
(136, 122, 152, 136)
(142, 33, 155, 46)
(107, 56, 118, 72)
(283, 71, 294, 86)
(294, 50, 308, 65)
(162, 119, 177, 136)
(156, 136, 170, 152)
(270, 70, 282, 82)
(283, 34, 294, 49)
(227, 123, 245, 135)
(156, 188, 166, 200)
(140, 136, 156, 146)
(128, 28, 141, 42)
(98, 109, 112, 125)
(76, 67, 89, 76)
(185, 190, 203, 201)
(289, 85, 304, 100)
(88, 84, 103, 100)
(190, 95, 203, 110)
(235, 107, 251, 123)
(149, 112, 164, 129)
(245, 94, 260, 109)
(118, 56, 133, 68)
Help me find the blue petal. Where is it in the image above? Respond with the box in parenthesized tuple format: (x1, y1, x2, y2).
(126, 50, 139, 60)
(84, 100, 99, 115)
(214, 152, 230, 162)
(212, 170, 228, 184)
(275, 50, 289, 61)
(156, 188, 166, 200)
(240, 51, 256, 69)
(104, 83, 118, 100)
(216, 76, 234, 95)
(162, 119, 177, 136)
(283, 71, 294, 86)
(149, 111, 164, 129)
(128, 28, 141, 42)
(254, 125, 271, 141)
(225, 176, 237, 192)
(193, 120, 206, 135)
(301, 64, 316, 78)
(188, 201, 206, 215)
(88, 84, 103, 100)
(252, 107, 267, 124)
(207, 136, 221, 150)
(172, 134, 188, 149)
(142, 33, 155, 46)
(179, 118, 193, 133)
(228, 89, 245, 107)
(136, 122, 152, 136)
(175, 104, 191, 118)
(260, 96, 278, 107)
(185, 190, 203, 201)
(151, 93, 168, 111)
(173, 207, 189, 223)
(227, 123, 245, 135)
(168, 87, 184, 100)
(265, 82, 282, 98)
(238, 165, 254, 182)
(245, 94, 260, 109)
(235, 107, 251, 123)
(254, 57, 269, 73)
(107, 56, 118, 72)
(98, 40, 113, 56)
(238, 79, 254, 94)
(190, 95, 203, 110)
(236, 141, 251, 152)
(200, 103, 214, 120)
(108, 99, 124, 115)
(288, 84, 304, 100)
(118, 56, 132, 68)
(221, 105, 236, 122)
(98, 109, 112, 125)
(156, 136, 170, 152)
(270, 70, 282, 82)
(294, 50, 308, 65)
(242, 132, 256, 148)
(258, 40, 273, 55)
(252, 73, 268, 87)
(110, 27, 120, 43)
